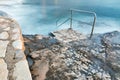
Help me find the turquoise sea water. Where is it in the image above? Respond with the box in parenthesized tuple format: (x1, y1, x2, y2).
(0, 0, 120, 35)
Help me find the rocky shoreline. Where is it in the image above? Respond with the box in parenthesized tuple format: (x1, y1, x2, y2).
(23, 30, 120, 80)
(0, 16, 120, 80)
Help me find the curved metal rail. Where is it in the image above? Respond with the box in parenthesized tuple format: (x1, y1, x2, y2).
(56, 9, 97, 38)
(72, 18, 92, 26)
(57, 18, 70, 27)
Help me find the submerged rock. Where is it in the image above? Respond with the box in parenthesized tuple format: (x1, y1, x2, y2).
(0, 11, 9, 17)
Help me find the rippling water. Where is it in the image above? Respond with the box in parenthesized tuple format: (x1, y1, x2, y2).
(0, 0, 120, 35)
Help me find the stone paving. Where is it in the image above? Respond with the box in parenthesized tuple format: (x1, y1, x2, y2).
(0, 17, 32, 80)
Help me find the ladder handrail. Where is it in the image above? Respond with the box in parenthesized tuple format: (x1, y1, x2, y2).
(70, 9, 96, 16)
(56, 15, 67, 26)
(57, 18, 93, 28)
(56, 9, 97, 38)
(70, 9, 97, 38)
(57, 18, 70, 27)
(72, 18, 93, 26)
(56, 10, 70, 26)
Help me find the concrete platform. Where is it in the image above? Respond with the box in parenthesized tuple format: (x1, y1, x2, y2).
(50, 28, 87, 43)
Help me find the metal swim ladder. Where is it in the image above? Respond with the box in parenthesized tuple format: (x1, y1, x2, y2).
(56, 9, 97, 38)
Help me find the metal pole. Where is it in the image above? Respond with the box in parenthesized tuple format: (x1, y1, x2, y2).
(70, 9, 97, 38)
(90, 14, 96, 39)
(70, 10, 72, 29)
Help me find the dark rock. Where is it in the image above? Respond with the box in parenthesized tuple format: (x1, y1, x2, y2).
(23, 31, 120, 80)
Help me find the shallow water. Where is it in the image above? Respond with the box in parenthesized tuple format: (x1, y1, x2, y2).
(0, 1, 120, 35)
